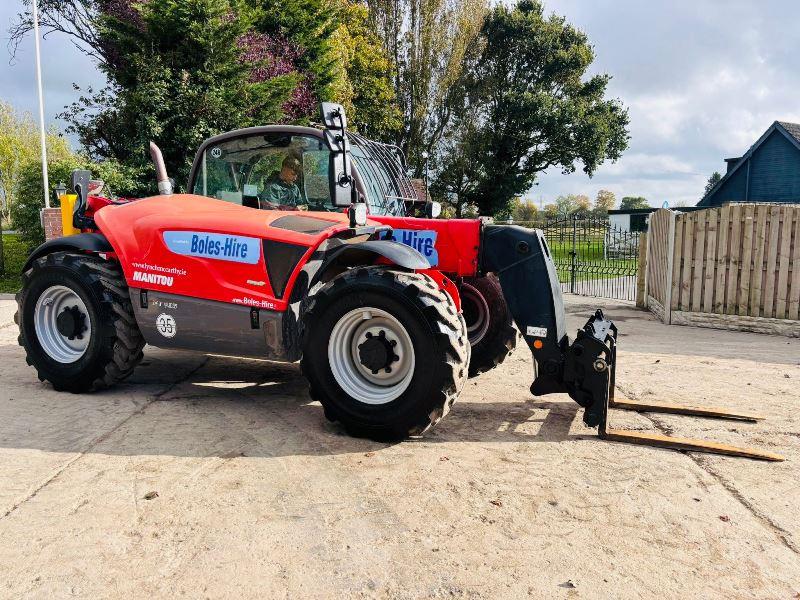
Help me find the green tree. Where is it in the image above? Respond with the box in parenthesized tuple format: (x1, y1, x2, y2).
(11, 153, 139, 250)
(510, 197, 538, 223)
(58, 0, 296, 192)
(0, 101, 72, 221)
(366, 0, 488, 173)
(435, 0, 629, 216)
(620, 196, 649, 210)
(429, 116, 483, 217)
(550, 194, 590, 217)
(543, 203, 559, 218)
(329, 1, 402, 140)
(593, 189, 616, 215)
(248, 0, 339, 99)
(15, 0, 400, 187)
(574, 194, 590, 213)
(704, 171, 722, 196)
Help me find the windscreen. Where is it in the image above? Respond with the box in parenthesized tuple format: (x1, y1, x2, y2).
(193, 133, 337, 212)
(349, 133, 417, 216)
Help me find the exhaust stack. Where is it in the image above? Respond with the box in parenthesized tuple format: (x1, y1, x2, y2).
(149, 142, 173, 195)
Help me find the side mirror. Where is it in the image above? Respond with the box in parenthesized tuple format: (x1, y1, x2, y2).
(425, 201, 442, 218)
(322, 104, 355, 207)
(329, 152, 354, 207)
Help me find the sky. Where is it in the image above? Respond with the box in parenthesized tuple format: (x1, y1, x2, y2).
(2, 0, 800, 208)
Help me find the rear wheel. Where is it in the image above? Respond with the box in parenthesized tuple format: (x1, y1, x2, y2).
(301, 267, 469, 440)
(460, 274, 517, 377)
(15, 252, 145, 392)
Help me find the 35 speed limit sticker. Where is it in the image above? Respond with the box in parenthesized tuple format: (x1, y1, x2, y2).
(156, 313, 177, 338)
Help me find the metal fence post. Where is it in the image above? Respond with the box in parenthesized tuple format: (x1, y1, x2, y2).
(0, 215, 4, 276)
(570, 214, 577, 294)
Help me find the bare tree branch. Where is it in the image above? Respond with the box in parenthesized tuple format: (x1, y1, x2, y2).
(7, 1, 106, 65)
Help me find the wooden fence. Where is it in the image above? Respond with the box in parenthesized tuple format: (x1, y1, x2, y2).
(644, 208, 674, 321)
(644, 205, 800, 336)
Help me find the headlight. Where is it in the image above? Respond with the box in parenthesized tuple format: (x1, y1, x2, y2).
(353, 203, 368, 226)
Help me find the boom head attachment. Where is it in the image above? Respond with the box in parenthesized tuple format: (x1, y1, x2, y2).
(480, 224, 783, 461)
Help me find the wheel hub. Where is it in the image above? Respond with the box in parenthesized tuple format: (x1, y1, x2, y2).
(328, 307, 416, 405)
(33, 285, 92, 363)
(56, 305, 88, 340)
(358, 330, 399, 374)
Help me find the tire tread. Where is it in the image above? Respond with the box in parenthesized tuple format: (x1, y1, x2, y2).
(15, 252, 145, 392)
(301, 267, 469, 439)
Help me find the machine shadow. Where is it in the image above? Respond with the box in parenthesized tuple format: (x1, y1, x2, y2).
(0, 352, 585, 460)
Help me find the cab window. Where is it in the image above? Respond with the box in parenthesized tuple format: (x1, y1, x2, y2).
(193, 133, 337, 211)
(350, 143, 405, 216)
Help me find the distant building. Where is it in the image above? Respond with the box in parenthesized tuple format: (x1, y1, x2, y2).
(608, 208, 654, 233)
(698, 121, 800, 207)
(608, 207, 700, 232)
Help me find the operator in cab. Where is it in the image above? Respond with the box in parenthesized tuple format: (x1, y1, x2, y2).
(259, 155, 304, 209)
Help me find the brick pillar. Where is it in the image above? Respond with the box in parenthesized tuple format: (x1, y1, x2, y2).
(42, 207, 63, 241)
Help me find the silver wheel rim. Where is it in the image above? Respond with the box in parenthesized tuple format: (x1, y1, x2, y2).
(34, 285, 91, 363)
(327, 307, 415, 405)
(461, 283, 490, 345)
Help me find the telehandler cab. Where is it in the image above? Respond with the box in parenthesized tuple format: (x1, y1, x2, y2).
(15, 103, 782, 459)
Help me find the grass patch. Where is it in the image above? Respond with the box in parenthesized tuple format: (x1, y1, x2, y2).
(544, 239, 638, 282)
(0, 233, 28, 294)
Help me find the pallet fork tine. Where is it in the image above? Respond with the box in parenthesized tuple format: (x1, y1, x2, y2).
(609, 397, 764, 422)
(597, 332, 784, 462)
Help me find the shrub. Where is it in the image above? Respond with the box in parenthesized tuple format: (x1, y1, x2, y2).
(11, 157, 143, 251)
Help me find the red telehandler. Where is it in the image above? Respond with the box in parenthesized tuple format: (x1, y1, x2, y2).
(187, 121, 517, 378)
(15, 103, 781, 459)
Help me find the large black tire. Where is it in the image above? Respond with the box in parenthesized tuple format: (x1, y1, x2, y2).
(301, 267, 470, 440)
(459, 274, 517, 377)
(15, 252, 145, 392)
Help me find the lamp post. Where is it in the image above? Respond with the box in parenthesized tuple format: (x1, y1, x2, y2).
(32, 0, 50, 209)
(421, 151, 430, 201)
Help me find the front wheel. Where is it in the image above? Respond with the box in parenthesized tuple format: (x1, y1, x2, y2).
(16, 252, 145, 392)
(301, 268, 469, 440)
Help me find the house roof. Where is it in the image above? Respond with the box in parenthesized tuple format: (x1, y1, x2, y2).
(698, 121, 800, 206)
(778, 121, 800, 145)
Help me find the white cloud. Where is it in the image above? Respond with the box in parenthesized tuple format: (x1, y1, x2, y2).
(599, 153, 695, 177)
(530, 0, 800, 207)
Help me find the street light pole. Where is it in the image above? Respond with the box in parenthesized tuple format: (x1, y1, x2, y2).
(421, 151, 429, 201)
(32, 0, 50, 209)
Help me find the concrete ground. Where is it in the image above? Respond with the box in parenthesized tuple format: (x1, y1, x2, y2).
(0, 294, 798, 599)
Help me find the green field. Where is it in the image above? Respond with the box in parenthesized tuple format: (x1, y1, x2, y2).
(544, 237, 637, 283)
(0, 234, 26, 294)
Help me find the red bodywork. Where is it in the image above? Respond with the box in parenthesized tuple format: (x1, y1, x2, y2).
(93, 194, 481, 312)
(85, 194, 134, 218)
(369, 215, 481, 277)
